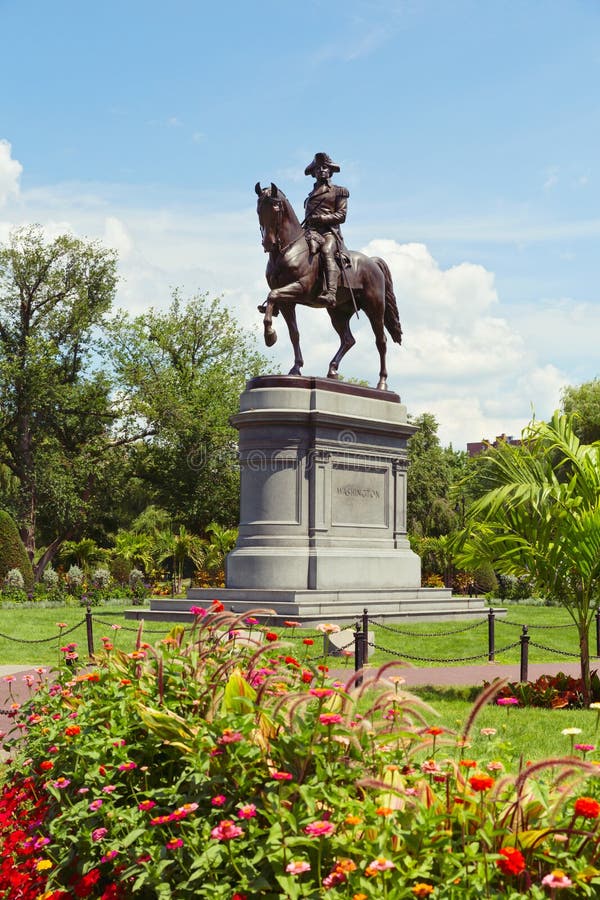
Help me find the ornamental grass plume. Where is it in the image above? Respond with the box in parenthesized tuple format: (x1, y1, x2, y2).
(4, 607, 600, 898)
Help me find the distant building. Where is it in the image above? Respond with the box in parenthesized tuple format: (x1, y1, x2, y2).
(467, 433, 522, 457)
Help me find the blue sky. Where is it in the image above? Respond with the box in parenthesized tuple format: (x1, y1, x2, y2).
(1, 0, 599, 447)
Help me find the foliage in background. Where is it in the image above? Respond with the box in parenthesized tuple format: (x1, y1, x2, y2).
(0, 509, 34, 591)
(452, 412, 600, 704)
(561, 378, 600, 444)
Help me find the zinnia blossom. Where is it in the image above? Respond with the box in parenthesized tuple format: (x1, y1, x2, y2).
(237, 803, 257, 819)
(211, 819, 244, 840)
(497, 697, 518, 706)
(286, 860, 311, 874)
(265, 632, 279, 641)
(271, 771, 293, 781)
(469, 774, 495, 792)
(304, 820, 335, 837)
(411, 885, 434, 898)
(366, 857, 395, 875)
(319, 713, 343, 726)
(574, 796, 600, 819)
(211, 794, 227, 806)
(497, 846, 526, 876)
(541, 870, 572, 889)
(91, 827, 108, 841)
(166, 837, 184, 850)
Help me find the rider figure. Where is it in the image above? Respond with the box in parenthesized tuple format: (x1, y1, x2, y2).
(304, 152, 349, 308)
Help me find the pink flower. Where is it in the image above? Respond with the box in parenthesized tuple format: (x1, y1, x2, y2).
(211, 794, 227, 806)
(310, 688, 334, 698)
(304, 820, 335, 838)
(218, 729, 243, 744)
(118, 761, 137, 771)
(102, 785, 117, 794)
(271, 772, 293, 781)
(170, 802, 199, 821)
(166, 837, 184, 850)
(52, 777, 71, 789)
(237, 804, 257, 819)
(366, 857, 396, 874)
(190, 606, 207, 616)
(541, 870, 572, 889)
(286, 860, 311, 874)
(92, 827, 108, 841)
(211, 819, 244, 840)
(138, 800, 156, 811)
(319, 713, 343, 726)
(101, 850, 119, 862)
(89, 799, 103, 811)
(497, 697, 519, 706)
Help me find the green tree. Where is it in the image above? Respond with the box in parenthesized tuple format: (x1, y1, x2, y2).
(0, 508, 34, 591)
(109, 291, 268, 531)
(562, 378, 600, 444)
(451, 412, 600, 703)
(407, 412, 465, 536)
(0, 226, 127, 574)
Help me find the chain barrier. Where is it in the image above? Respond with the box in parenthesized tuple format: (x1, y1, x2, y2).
(366, 639, 521, 665)
(91, 615, 172, 635)
(370, 618, 486, 638)
(0, 619, 85, 644)
(528, 639, 600, 660)
(498, 619, 576, 631)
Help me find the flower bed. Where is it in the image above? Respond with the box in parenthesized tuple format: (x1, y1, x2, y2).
(2, 604, 600, 898)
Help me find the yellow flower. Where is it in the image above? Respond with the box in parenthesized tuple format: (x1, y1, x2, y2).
(36, 859, 53, 872)
(412, 886, 434, 898)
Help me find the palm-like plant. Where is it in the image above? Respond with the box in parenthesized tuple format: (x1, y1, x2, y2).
(154, 526, 205, 593)
(111, 531, 154, 574)
(57, 538, 107, 572)
(451, 412, 600, 703)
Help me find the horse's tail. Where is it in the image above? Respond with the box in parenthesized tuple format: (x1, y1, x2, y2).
(375, 257, 402, 344)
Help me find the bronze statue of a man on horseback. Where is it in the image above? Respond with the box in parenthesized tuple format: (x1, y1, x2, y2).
(255, 152, 402, 391)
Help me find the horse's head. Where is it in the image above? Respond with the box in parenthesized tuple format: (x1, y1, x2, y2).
(255, 182, 285, 252)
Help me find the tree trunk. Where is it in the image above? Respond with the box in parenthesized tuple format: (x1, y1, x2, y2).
(579, 624, 592, 706)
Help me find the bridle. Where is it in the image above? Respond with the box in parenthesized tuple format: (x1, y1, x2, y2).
(259, 192, 303, 255)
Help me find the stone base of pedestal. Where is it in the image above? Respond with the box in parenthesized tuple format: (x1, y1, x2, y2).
(126, 588, 489, 626)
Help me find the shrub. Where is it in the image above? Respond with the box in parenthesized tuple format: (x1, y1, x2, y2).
(3, 609, 600, 898)
(473, 560, 498, 594)
(41, 567, 59, 589)
(0, 509, 34, 592)
(92, 567, 112, 589)
(4, 568, 24, 590)
(66, 565, 84, 589)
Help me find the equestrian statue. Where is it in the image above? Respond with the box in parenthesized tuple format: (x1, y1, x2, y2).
(256, 152, 402, 391)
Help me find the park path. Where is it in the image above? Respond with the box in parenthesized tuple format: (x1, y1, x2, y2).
(0, 659, 587, 739)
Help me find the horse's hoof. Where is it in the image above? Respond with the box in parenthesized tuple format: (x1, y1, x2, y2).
(288, 366, 302, 376)
(376, 379, 388, 391)
(264, 327, 277, 348)
(327, 369, 339, 380)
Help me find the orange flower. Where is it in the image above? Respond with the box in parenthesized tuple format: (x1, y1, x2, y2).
(574, 796, 600, 819)
(469, 775, 495, 792)
(412, 884, 434, 898)
(375, 806, 395, 817)
(459, 759, 477, 768)
(497, 846, 526, 876)
(345, 815, 362, 825)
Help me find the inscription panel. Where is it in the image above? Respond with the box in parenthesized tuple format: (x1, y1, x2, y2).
(331, 465, 388, 527)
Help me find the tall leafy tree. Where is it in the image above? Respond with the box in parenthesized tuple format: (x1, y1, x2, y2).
(109, 291, 268, 531)
(0, 226, 124, 571)
(407, 412, 465, 536)
(451, 412, 600, 703)
(562, 378, 600, 444)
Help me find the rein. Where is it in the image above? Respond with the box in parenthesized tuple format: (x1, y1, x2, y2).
(260, 195, 304, 255)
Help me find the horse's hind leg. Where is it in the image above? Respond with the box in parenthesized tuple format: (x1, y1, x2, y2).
(369, 310, 388, 390)
(280, 305, 303, 375)
(326, 307, 355, 379)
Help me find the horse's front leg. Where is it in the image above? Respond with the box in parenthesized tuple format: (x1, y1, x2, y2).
(279, 305, 303, 375)
(262, 299, 277, 347)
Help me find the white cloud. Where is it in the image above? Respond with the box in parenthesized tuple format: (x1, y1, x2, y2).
(0, 140, 23, 206)
(0, 181, 579, 448)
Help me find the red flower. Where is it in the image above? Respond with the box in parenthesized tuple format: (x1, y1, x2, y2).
(574, 796, 600, 819)
(39, 761, 54, 771)
(497, 847, 526, 876)
(211, 600, 225, 612)
(301, 671, 312, 683)
(469, 775, 495, 792)
(303, 638, 314, 646)
(64, 724, 81, 736)
(265, 632, 278, 642)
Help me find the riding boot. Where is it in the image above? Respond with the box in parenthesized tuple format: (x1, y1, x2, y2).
(318, 257, 339, 308)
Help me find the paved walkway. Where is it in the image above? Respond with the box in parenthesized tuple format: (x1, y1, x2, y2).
(0, 660, 587, 739)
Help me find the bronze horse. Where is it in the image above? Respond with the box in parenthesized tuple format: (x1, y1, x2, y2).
(255, 182, 402, 391)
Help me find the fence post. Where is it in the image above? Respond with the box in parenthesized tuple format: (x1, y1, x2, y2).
(488, 607, 496, 662)
(354, 623, 364, 686)
(596, 609, 600, 657)
(362, 607, 369, 664)
(86, 605, 95, 659)
(519, 625, 529, 683)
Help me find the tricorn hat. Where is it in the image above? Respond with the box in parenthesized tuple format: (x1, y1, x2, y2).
(304, 152, 340, 176)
